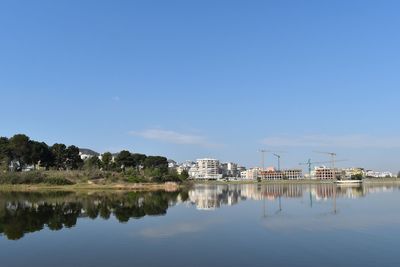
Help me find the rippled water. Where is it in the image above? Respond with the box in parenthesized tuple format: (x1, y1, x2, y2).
(1, 183, 399, 267)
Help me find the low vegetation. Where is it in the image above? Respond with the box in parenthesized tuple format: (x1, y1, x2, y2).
(0, 171, 73, 185)
(0, 134, 189, 186)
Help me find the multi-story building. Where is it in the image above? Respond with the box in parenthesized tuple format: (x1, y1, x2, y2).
(313, 166, 334, 180)
(283, 169, 303, 180)
(259, 168, 303, 180)
(220, 163, 229, 177)
(343, 168, 365, 179)
(176, 161, 196, 175)
(313, 166, 344, 180)
(241, 168, 259, 180)
(237, 166, 246, 174)
(365, 170, 394, 178)
(220, 162, 239, 177)
(260, 169, 284, 180)
(227, 162, 238, 177)
(189, 158, 222, 180)
(188, 165, 199, 178)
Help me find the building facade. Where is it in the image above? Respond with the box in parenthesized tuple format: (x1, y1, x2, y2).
(260, 170, 284, 180)
(365, 170, 394, 178)
(189, 158, 222, 180)
(283, 169, 303, 180)
(259, 168, 303, 180)
(241, 168, 259, 180)
(313, 166, 344, 180)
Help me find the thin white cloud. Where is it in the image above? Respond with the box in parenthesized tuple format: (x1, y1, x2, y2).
(130, 129, 220, 148)
(138, 219, 223, 238)
(262, 134, 400, 148)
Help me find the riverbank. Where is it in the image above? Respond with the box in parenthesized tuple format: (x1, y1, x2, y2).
(194, 179, 333, 185)
(0, 181, 186, 192)
(0, 170, 190, 191)
(1, 175, 399, 192)
(189, 178, 400, 187)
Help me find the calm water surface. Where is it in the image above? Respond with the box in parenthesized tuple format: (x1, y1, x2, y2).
(1, 183, 400, 267)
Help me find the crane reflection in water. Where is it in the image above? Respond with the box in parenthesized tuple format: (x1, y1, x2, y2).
(0, 183, 397, 240)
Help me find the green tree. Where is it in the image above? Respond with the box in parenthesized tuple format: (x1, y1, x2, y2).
(101, 152, 113, 170)
(144, 156, 168, 173)
(180, 170, 189, 181)
(9, 134, 32, 166)
(131, 153, 147, 167)
(351, 174, 363, 181)
(51, 144, 67, 170)
(65, 146, 83, 170)
(30, 141, 53, 169)
(0, 137, 10, 171)
(115, 150, 134, 169)
(84, 156, 102, 170)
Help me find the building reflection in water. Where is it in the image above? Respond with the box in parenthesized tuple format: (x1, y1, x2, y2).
(0, 184, 399, 240)
(188, 183, 400, 210)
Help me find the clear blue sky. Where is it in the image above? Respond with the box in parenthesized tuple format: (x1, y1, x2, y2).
(1, 1, 399, 172)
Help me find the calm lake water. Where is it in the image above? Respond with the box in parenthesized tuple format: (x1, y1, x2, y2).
(1, 183, 400, 267)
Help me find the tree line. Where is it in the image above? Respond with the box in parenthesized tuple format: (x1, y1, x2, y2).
(0, 134, 82, 171)
(0, 134, 188, 182)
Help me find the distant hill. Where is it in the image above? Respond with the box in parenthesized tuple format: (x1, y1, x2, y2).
(79, 148, 100, 156)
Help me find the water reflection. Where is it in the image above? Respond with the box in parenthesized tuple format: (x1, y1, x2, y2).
(0, 183, 399, 240)
(188, 183, 398, 210)
(0, 190, 187, 240)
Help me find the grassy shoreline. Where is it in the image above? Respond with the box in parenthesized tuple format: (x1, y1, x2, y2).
(0, 182, 187, 192)
(0, 178, 399, 192)
(0, 170, 190, 191)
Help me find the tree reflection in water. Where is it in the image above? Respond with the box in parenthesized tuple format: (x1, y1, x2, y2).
(0, 183, 398, 240)
(0, 190, 187, 240)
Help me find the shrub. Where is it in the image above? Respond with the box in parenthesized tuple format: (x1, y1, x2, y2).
(0, 171, 45, 184)
(0, 171, 74, 185)
(124, 175, 147, 183)
(43, 177, 74, 185)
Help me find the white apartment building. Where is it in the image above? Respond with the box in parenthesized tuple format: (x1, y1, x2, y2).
(241, 168, 259, 180)
(365, 170, 394, 178)
(221, 162, 240, 177)
(227, 162, 238, 175)
(189, 158, 222, 180)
